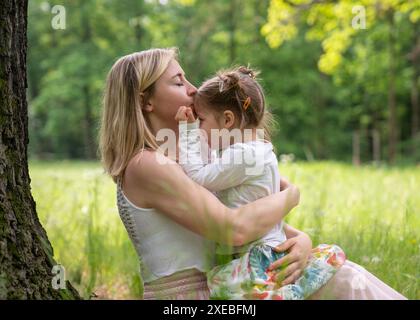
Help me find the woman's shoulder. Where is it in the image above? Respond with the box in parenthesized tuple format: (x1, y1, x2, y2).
(123, 149, 198, 210)
(123, 150, 178, 209)
(125, 149, 179, 183)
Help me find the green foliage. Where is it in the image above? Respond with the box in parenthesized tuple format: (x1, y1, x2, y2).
(262, 0, 420, 162)
(263, 0, 420, 74)
(28, 0, 419, 163)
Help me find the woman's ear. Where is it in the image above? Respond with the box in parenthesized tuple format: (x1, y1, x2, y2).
(222, 110, 236, 129)
(140, 93, 153, 112)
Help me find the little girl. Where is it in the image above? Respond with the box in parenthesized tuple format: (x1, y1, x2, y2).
(175, 66, 346, 300)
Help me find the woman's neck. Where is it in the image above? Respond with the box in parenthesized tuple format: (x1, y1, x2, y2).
(148, 119, 180, 162)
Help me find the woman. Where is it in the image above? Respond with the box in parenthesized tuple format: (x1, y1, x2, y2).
(99, 48, 406, 300)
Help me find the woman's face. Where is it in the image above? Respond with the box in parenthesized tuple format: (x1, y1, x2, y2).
(147, 59, 197, 132)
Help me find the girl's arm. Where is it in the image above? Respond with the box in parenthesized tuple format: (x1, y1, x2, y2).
(178, 120, 253, 192)
(123, 150, 300, 247)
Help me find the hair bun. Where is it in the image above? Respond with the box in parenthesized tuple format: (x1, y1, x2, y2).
(238, 66, 257, 79)
(218, 72, 240, 93)
(217, 66, 259, 93)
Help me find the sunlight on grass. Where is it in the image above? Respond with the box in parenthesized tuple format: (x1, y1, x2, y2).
(29, 161, 420, 299)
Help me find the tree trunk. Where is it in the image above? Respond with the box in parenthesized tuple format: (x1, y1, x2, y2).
(228, 0, 237, 64)
(409, 23, 420, 157)
(372, 129, 381, 163)
(80, 7, 96, 160)
(0, 0, 80, 299)
(82, 83, 96, 159)
(314, 73, 327, 159)
(387, 11, 398, 164)
(132, 1, 145, 43)
(352, 130, 361, 166)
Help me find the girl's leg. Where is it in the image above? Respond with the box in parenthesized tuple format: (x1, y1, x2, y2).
(307, 260, 407, 300)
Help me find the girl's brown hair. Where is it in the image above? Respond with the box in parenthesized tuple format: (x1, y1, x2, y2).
(195, 66, 275, 140)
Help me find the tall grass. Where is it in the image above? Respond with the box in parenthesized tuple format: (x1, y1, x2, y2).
(29, 160, 419, 299)
(29, 161, 142, 299)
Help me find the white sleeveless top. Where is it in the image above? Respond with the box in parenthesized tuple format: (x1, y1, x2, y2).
(116, 180, 215, 283)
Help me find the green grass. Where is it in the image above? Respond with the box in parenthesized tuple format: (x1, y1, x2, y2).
(29, 160, 420, 299)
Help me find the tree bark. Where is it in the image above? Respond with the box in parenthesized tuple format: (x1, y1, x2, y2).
(0, 0, 80, 299)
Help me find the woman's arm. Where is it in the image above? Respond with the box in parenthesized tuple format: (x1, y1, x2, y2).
(123, 150, 300, 247)
(269, 223, 313, 285)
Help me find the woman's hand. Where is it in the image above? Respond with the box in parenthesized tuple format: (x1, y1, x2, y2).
(268, 231, 312, 286)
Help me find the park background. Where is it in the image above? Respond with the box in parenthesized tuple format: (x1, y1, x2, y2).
(27, 0, 419, 299)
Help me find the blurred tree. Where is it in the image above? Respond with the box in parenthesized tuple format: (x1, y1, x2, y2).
(262, 0, 420, 163)
(408, 21, 420, 158)
(26, 0, 419, 164)
(0, 0, 80, 299)
(28, 0, 140, 159)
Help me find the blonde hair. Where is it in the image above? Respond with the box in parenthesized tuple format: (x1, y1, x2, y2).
(99, 48, 178, 182)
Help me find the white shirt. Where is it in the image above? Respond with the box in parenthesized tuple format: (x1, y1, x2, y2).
(116, 179, 215, 283)
(179, 120, 287, 254)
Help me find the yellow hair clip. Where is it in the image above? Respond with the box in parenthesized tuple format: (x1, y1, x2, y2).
(243, 97, 251, 110)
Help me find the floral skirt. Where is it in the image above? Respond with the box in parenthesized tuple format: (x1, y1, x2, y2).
(207, 243, 346, 300)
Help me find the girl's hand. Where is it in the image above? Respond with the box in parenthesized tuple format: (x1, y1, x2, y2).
(175, 106, 196, 123)
(280, 177, 291, 191)
(280, 179, 300, 213)
(269, 232, 312, 286)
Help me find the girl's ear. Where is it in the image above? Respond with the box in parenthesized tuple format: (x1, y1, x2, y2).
(222, 110, 235, 129)
(140, 93, 154, 112)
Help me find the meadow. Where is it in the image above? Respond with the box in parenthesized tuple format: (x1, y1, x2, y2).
(29, 161, 420, 299)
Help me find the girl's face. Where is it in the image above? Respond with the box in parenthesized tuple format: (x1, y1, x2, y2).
(195, 102, 224, 149)
(147, 59, 197, 133)
(195, 102, 238, 151)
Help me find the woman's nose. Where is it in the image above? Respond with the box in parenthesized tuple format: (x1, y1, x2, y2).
(186, 81, 197, 96)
